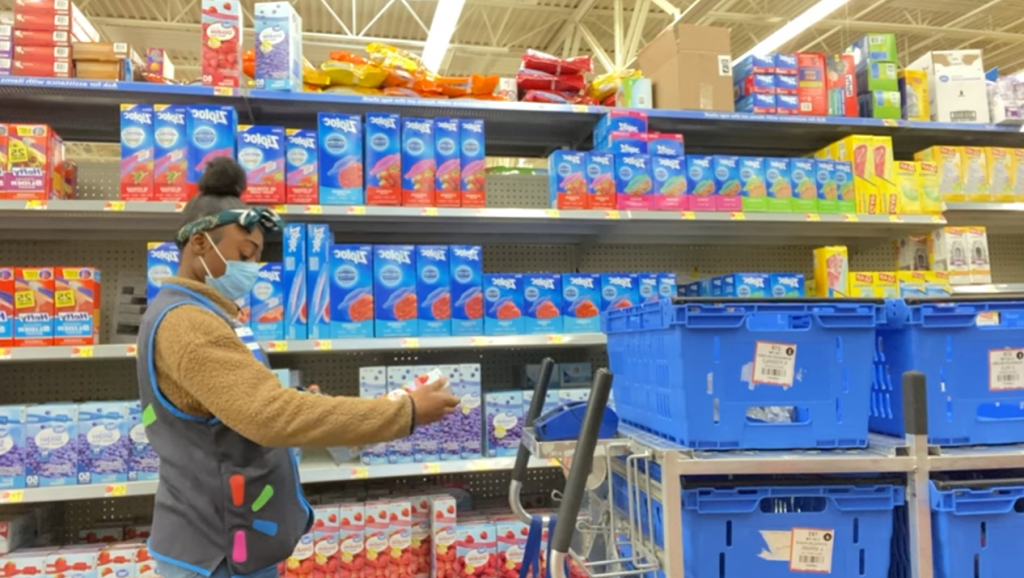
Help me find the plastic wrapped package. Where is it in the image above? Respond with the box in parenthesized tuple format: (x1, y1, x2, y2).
(521, 49, 592, 75)
(516, 69, 587, 93)
(320, 60, 387, 87)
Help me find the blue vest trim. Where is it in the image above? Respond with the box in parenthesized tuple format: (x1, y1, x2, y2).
(147, 301, 211, 423)
(148, 544, 215, 577)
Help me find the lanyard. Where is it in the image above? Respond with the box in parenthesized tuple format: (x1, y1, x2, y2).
(519, 514, 559, 578)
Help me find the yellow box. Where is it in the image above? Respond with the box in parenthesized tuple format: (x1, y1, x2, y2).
(898, 70, 930, 121)
(813, 246, 849, 298)
(896, 271, 928, 297)
(875, 272, 899, 297)
(814, 146, 832, 160)
(850, 272, 899, 298)
(834, 136, 881, 214)
(873, 136, 899, 214)
(924, 271, 952, 297)
(848, 272, 876, 297)
(1013, 149, 1024, 202)
(915, 146, 963, 202)
(961, 146, 991, 202)
(893, 161, 921, 214)
(917, 161, 942, 213)
(985, 147, 1014, 203)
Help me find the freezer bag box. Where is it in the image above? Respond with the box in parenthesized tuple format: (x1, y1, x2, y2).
(251, 262, 284, 341)
(522, 273, 561, 334)
(364, 112, 401, 206)
(484, 274, 524, 336)
(153, 104, 189, 202)
(374, 245, 418, 337)
(318, 113, 363, 205)
(449, 245, 483, 336)
(306, 223, 333, 339)
(416, 245, 451, 336)
(119, 104, 154, 201)
(328, 245, 374, 339)
(186, 105, 237, 197)
(237, 124, 286, 205)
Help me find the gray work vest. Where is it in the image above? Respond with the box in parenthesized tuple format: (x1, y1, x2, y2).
(137, 282, 313, 577)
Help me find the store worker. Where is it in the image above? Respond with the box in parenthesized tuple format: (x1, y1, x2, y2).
(136, 157, 460, 578)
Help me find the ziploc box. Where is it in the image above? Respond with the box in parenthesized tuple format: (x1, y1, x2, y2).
(562, 273, 600, 333)
(186, 105, 237, 196)
(434, 118, 461, 207)
(652, 156, 687, 210)
(153, 104, 189, 202)
(76, 401, 129, 484)
(686, 155, 716, 211)
(600, 273, 638, 312)
(637, 272, 659, 304)
(339, 502, 365, 578)
(733, 55, 775, 78)
(0, 405, 26, 489)
(374, 245, 418, 337)
(459, 119, 486, 207)
(961, 146, 991, 202)
(450, 245, 483, 336)
(251, 262, 284, 341)
(484, 274, 524, 336)
(789, 158, 817, 213)
(712, 155, 742, 211)
(594, 110, 647, 148)
(658, 272, 677, 300)
(894, 161, 922, 214)
(359, 367, 388, 465)
(763, 158, 791, 212)
(237, 124, 286, 205)
(329, 244, 374, 339)
(776, 94, 800, 115)
(606, 132, 647, 155)
(986, 147, 1014, 203)
(775, 74, 799, 96)
(285, 128, 318, 205)
(0, 268, 13, 347)
(522, 273, 561, 334)
(586, 151, 615, 210)
(127, 400, 158, 482)
(769, 273, 805, 298)
(119, 104, 154, 202)
(735, 93, 776, 114)
(307, 224, 333, 339)
(614, 154, 652, 210)
(54, 267, 98, 346)
(146, 242, 179, 302)
(365, 112, 402, 206)
(721, 273, 769, 297)
(401, 117, 436, 206)
(282, 224, 307, 340)
(25, 403, 78, 487)
(738, 156, 768, 212)
(915, 145, 963, 202)
(14, 267, 54, 347)
(647, 133, 684, 158)
(549, 150, 587, 210)
(485, 391, 522, 457)
(834, 160, 856, 213)
(458, 363, 483, 458)
(318, 113, 364, 205)
(733, 73, 775, 99)
(416, 245, 451, 337)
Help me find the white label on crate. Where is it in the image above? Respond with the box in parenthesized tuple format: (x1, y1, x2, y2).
(977, 311, 1001, 327)
(758, 530, 791, 561)
(989, 349, 1024, 391)
(789, 527, 834, 573)
(752, 341, 797, 387)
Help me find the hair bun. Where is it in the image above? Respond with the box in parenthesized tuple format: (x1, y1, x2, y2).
(198, 157, 247, 198)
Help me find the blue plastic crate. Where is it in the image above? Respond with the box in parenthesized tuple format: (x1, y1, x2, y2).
(931, 481, 1024, 578)
(871, 299, 1024, 446)
(604, 300, 883, 449)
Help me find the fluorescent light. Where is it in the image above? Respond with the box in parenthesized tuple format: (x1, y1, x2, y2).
(733, 0, 852, 64)
(421, 0, 467, 73)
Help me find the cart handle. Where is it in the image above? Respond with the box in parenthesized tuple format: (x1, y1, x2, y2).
(509, 357, 558, 524)
(550, 368, 614, 578)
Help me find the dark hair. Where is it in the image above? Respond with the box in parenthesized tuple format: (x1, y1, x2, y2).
(176, 157, 248, 248)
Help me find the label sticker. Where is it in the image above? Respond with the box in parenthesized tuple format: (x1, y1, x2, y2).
(752, 341, 797, 387)
(717, 55, 732, 76)
(789, 527, 834, 573)
(977, 312, 1001, 327)
(989, 349, 1024, 391)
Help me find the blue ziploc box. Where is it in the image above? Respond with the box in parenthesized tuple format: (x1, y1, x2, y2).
(386, 366, 416, 463)
(119, 103, 154, 202)
(686, 155, 716, 212)
(450, 245, 483, 336)
(25, 403, 78, 487)
(76, 401, 130, 484)
(253, 1, 303, 92)
(738, 156, 767, 212)
(484, 274, 524, 336)
(433, 118, 461, 207)
(127, 401, 159, 482)
(733, 54, 775, 78)
(401, 117, 436, 206)
(307, 224, 334, 339)
(710, 277, 724, 296)
(594, 110, 648, 148)
(601, 273, 639, 312)
(416, 245, 451, 336)
(0, 405, 26, 489)
(648, 133, 684, 158)
(561, 362, 592, 387)
(686, 281, 702, 296)
(764, 157, 791, 213)
(458, 363, 483, 458)
(282, 223, 307, 340)
(561, 273, 601, 333)
(146, 242, 179, 303)
(317, 113, 363, 205)
(236, 124, 286, 205)
(459, 119, 486, 207)
(652, 155, 687, 210)
(775, 74, 798, 95)
(606, 132, 647, 155)
(435, 364, 462, 461)
(485, 391, 523, 458)
(329, 244, 374, 339)
(614, 154, 653, 211)
(374, 245, 418, 337)
(153, 104, 189, 202)
(522, 273, 562, 335)
(186, 105, 238, 195)
(721, 273, 770, 297)
(549, 150, 588, 210)
(250, 262, 284, 341)
(775, 54, 798, 75)
(733, 73, 775, 100)
(769, 273, 805, 297)
(736, 93, 776, 114)
(790, 158, 818, 213)
(776, 94, 800, 115)
(658, 272, 677, 300)
(636, 272, 660, 304)
(359, 367, 389, 465)
(364, 112, 402, 206)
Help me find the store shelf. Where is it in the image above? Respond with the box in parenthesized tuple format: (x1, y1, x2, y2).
(943, 202, 1024, 233)
(928, 443, 1024, 472)
(0, 333, 605, 363)
(951, 284, 1024, 295)
(0, 454, 557, 505)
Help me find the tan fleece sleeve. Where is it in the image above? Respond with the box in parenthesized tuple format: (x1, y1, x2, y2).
(153, 305, 414, 448)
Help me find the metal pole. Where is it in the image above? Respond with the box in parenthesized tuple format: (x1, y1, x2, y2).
(903, 371, 934, 578)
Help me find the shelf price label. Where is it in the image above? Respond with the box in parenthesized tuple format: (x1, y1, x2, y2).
(125, 345, 137, 357)
(469, 337, 489, 347)
(103, 201, 126, 212)
(0, 490, 24, 504)
(931, 215, 945, 223)
(842, 214, 859, 222)
(400, 338, 420, 349)
(604, 210, 621, 220)
(544, 209, 560, 218)
(24, 200, 47, 210)
(213, 87, 236, 96)
(105, 484, 128, 498)
(888, 215, 904, 223)
(805, 213, 821, 222)
(304, 205, 323, 215)
(729, 212, 746, 220)
(421, 207, 439, 216)
(174, 202, 187, 212)
(347, 206, 366, 215)
(882, 119, 899, 127)
(314, 340, 333, 351)
(467, 460, 489, 471)
(546, 335, 565, 344)
(0, 348, 10, 360)
(72, 346, 94, 358)
(571, 104, 589, 113)
(548, 458, 561, 467)
(350, 467, 369, 479)
(266, 341, 288, 352)
(271, 205, 288, 214)
(422, 463, 441, 474)
(680, 211, 696, 220)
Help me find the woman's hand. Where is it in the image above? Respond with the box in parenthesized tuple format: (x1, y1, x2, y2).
(409, 377, 460, 425)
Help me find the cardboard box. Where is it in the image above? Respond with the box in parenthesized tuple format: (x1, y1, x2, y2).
(858, 90, 901, 120)
(967, 226, 991, 284)
(856, 61, 898, 93)
(11, 58, 70, 77)
(796, 52, 826, 116)
(637, 24, 733, 112)
(71, 41, 129, 61)
(899, 69, 929, 121)
(846, 34, 898, 67)
(825, 54, 857, 117)
(74, 60, 121, 80)
(928, 227, 971, 284)
(871, 136, 898, 214)
(908, 49, 989, 123)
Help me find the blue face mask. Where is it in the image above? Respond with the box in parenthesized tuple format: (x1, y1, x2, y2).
(200, 233, 259, 302)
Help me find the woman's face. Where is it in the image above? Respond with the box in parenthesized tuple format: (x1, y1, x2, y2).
(192, 224, 265, 278)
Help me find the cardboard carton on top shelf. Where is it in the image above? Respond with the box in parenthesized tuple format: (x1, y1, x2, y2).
(907, 49, 989, 123)
(637, 23, 732, 112)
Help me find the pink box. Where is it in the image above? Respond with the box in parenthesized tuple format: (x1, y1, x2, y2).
(200, 0, 242, 88)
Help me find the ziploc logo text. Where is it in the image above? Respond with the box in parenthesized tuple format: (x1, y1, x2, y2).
(190, 107, 229, 125)
(531, 277, 555, 290)
(609, 276, 632, 288)
(258, 268, 282, 282)
(742, 276, 765, 288)
(286, 226, 302, 252)
(322, 116, 359, 133)
(452, 246, 480, 261)
(333, 248, 370, 264)
(378, 249, 412, 264)
(571, 277, 595, 289)
(369, 115, 398, 129)
(492, 277, 517, 290)
(405, 120, 432, 134)
(157, 109, 185, 125)
(310, 226, 327, 252)
(150, 250, 179, 263)
(779, 277, 800, 288)
(288, 134, 315, 149)
(123, 111, 151, 124)
(420, 248, 447, 261)
(242, 131, 281, 150)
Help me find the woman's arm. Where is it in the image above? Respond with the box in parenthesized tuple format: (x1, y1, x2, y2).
(154, 305, 414, 448)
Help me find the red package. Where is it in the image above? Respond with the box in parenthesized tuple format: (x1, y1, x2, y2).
(200, 0, 243, 88)
(520, 90, 577, 104)
(516, 69, 586, 94)
(12, 29, 70, 47)
(825, 54, 857, 117)
(13, 11, 70, 31)
(13, 45, 71, 62)
(796, 52, 827, 117)
(14, 0, 71, 14)
(521, 49, 592, 75)
(12, 58, 71, 77)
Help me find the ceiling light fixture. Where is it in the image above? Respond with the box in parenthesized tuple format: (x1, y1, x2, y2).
(421, 0, 468, 73)
(733, 0, 853, 65)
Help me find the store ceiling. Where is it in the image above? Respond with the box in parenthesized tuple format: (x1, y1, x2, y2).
(6, 0, 1024, 80)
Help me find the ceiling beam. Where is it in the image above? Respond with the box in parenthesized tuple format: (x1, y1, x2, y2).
(905, 0, 1007, 54)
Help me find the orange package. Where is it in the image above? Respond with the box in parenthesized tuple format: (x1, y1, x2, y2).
(54, 266, 100, 346)
(14, 267, 54, 347)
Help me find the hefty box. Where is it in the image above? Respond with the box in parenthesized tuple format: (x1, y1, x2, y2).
(253, 2, 302, 92)
(647, 132, 684, 158)
(686, 155, 716, 211)
(282, 224, 307, 340)
(318, 113, 363, 205)
(763, 158, 791, 212)
(834, 135, 880, 213)
(6, 124, 62, 200)
(586, 151, 615, 210)
(712, 155, 742, 211)
(796, 52, 827, 116)
(186, 105, 237, 196)
(484, 274, 523, 336)
(600, 273, 638, 312)
(153, 104, 189, 202)
(651, 155, 687, 210)
(284, 128, 318, 204)
(738, 156, 767, 212)
(76, 401, 130, 484)
(450, 245, 483, 336)
(401, 118, 435, 206)
(789, 158, 818, 213)
(987, 147, 1014, 203)
(200, 0, 243, 88)
(915, 145, 963, 202)
(251, 262, 284, 341)
(237, 124, 286, 205)
(306, 224, 333, 339)
(358, 367, 388, 464)
(614, 154, 652, 210)
(548, 150, 587, 210)
(434, 118, 461, 207)
(365, 112, 402, 206)
(25, 403, 77, 487)
(374, 245, 417, 337)
(825, 54, 857, 116)
(562, 273, 600, 333)
(459, 119, 486, 207)
(0, 267, 12, 348)
(894, 161, 922, 214)
(522, 273, 561, 335)
(146, 242, 179, 302)
(14, 267, 54, 347)
(917, 161, 943, 214)
(961, 146, 991, 202)
(416, 245, 451, 337)
(338, 502, 365, 578)
(54, 266, 98, 346)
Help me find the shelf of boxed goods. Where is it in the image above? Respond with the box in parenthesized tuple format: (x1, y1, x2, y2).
(0, 333, 606, 363)
(943, 202, 1024, 234)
